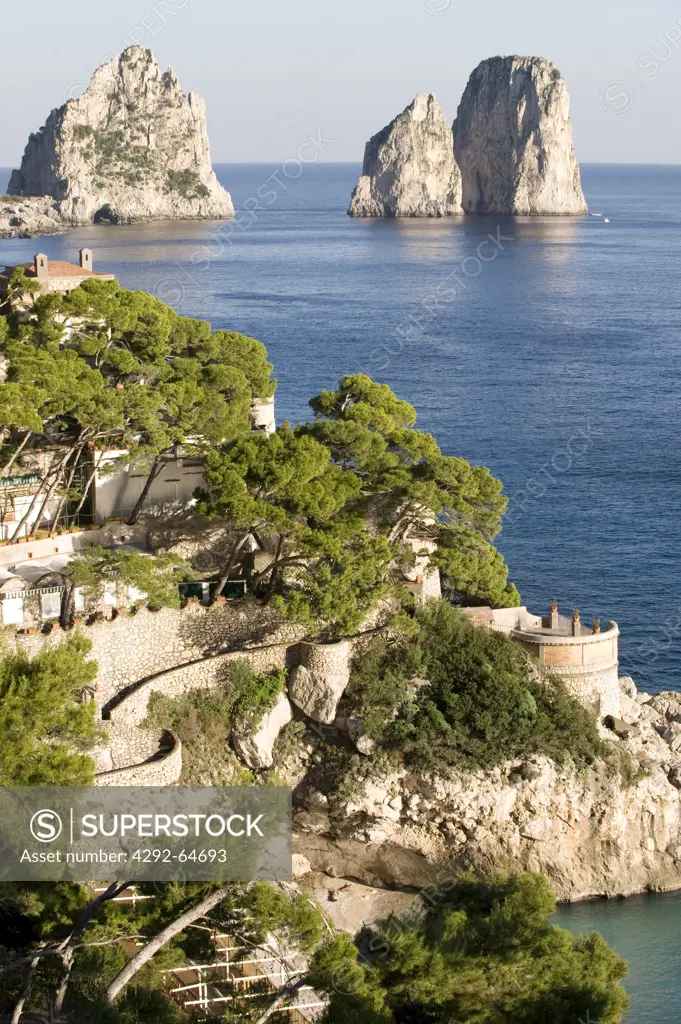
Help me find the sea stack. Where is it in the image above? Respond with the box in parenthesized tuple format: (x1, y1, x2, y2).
(348, 94, 462, 218)
(7, 46, 234, 225)
(454, 56, 587, 216)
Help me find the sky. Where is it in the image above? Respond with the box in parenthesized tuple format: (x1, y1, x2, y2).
(2, 0, 681, 166)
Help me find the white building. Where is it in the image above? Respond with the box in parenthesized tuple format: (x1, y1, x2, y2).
(92, 399, 276, 522)
(0, 473, 61, 542)
(0, 397, 277, 535)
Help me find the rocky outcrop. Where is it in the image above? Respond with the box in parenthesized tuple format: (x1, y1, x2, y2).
(232, 691, 292, 770)
(288, 640, 353, 723)
(454, 56, 587, 216)
(348, 94, 462, 218)
(294, 678, 681, 900)
(7, 47, 233, 227)
(0, 197, 65, 239)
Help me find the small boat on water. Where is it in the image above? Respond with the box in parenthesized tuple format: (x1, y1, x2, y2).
(604, 218, 611, 223)
(591, 212, 603, 217)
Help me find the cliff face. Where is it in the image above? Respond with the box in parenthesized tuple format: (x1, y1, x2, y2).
(348, 94, 462, 218)
(294, 678, 681, 901)
(454, 56, 587, 216)
(8, 47, 233, 225)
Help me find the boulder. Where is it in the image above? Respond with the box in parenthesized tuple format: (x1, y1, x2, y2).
(292, 853, 312, 877)
(619, 676, 637, 699)
(349, 94, 462, 218)
(619, 693, 641, 723)
(604, 715, 639, 739)
(288, 640, 352, 723)
(454, 56, 587, 215)
(650, 692, 681, 722)
(661, 724, 681, 754)
(347, 717, 376, 756)
(639, 703, 663, 725)
(232, 691, 292, 770)
(7, 46, 233, 228)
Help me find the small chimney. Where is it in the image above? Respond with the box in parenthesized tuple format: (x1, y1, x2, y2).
(34, 253, 49, 282)
(79, 248, 93, 271)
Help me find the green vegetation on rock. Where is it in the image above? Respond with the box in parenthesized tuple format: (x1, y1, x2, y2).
(1, 266, 41, 309)
(61, 546, 197, 622)
(72, 123, 93, 141)
(0, 870, 627, 1024)
(302, 374, 515, 603)
(0, 279, 276, 531)
(1, 283, 517, 641)
(144, 659, 288, 783)
(199, 373, 517, 637)
(333, 599, 605, 776)
(0, 879, 326, 1022)
(165, 168, 210, 199)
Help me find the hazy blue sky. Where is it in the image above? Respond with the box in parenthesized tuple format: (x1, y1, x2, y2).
(2, 0, 681, 165)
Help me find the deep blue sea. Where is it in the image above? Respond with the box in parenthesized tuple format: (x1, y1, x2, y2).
(1, 163, 680, 1021)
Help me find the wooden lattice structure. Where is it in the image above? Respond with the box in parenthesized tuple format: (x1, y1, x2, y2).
(163, 924, 326, 1020)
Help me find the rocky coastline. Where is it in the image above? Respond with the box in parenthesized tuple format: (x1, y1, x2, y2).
(0, 196, 66, 239)
(287, 675, 681, 904)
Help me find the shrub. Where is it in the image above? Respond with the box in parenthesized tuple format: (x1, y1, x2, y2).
(145, 689, 231, 745)
(227, 659, 287, 723)
(0, 635, 99, 785)
(144, 689, 244, 785)
(143, 661, 287, 782)
(242, 884, 326, 953)
(165, 168, 211, 199)
(342, 600, 606, 774)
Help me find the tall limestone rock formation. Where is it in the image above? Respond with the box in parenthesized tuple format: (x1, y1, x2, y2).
(348, 94, 462, 218)
(454, 56, 587, 216)
(8, 47, 233, 226)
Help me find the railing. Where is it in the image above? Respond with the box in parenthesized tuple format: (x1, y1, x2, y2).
(0, 585, 65, 600)
(0, 475, 41, 489)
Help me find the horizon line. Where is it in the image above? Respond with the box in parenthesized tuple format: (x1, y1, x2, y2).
(3, 160, 681, 169)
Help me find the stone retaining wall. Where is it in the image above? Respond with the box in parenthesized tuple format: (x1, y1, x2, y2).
(543, 662, 621, 719)
(94, 734, 183, 787)
(11, 601, 303, 709)
(297, 639, 353, 679)
(107, 643, 293, 726)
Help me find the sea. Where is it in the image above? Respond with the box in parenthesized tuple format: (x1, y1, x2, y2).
(1, 162, 680, 1020)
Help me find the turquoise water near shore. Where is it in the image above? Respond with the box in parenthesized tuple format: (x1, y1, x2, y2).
(557, 892, 681, 1023)
(2, 163, 681, 1020)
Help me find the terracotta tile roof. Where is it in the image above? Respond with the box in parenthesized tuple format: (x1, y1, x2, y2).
(0, 260, 113, 280)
